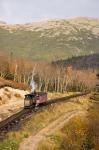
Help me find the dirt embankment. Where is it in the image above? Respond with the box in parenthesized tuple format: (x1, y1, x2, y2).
(0, 86, 28, 121)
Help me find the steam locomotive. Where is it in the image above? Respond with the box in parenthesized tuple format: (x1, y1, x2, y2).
(24, 92, 47, 108)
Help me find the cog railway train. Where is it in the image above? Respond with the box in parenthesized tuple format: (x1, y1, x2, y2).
(24, 92, 47, 108)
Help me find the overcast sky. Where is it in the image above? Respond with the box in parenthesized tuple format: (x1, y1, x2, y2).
(0, 0, 99, 24)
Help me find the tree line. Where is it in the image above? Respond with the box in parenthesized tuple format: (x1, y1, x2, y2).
(0, 52, 98, 92)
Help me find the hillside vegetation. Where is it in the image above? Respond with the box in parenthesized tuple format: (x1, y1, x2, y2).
(0, 53, 98, 93)
(0, 17, 99, 61)
(0, 94, 90, 150)
(37, 97, 99, 150)
(53, 53, 99, 69)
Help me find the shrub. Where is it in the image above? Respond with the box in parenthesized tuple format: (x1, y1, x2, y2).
(0, 139, 19, 150)
(4, 92, 11, 99)
(81, 133, 94, 150)
(14, 93, 21, 98)
(4, 87, 9, 92)
(0, 96, 2, 100)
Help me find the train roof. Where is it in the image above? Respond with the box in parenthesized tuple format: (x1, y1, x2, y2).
(25, 92, 47, 97)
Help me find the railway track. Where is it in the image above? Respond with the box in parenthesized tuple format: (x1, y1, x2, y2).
(0, 92, 89, 132)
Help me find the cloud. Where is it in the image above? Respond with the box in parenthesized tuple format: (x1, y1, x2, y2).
(0, 0, 99, 24)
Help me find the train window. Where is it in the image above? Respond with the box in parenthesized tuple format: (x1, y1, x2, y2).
(24, 99, 30, 107)
(25, 95, 32, 100)
(25, 95, 29, 99)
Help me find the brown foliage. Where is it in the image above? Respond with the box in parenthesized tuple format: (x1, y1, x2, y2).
(0, 52, 98, 92)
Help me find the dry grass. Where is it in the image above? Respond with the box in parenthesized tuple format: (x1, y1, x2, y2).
(0, 95, 6, 105)
(37, 140, 58, 150)
(37, 95, 99, 150)
(0, 86, 28, 106)
(0, 77, 29, 90)
(6, 95, 89, 146)
(0, 87, 28, 122)
(4, 92, 11, 99)
(0, 100, 6, 105)
(37, 116, 87, 150)
(48, 92, 80, 99)
(90, 92, 99, 101)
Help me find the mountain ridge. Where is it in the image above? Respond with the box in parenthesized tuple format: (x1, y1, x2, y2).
(0, 17, 99, 61)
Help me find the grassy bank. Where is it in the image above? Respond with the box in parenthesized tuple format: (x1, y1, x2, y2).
(0, 94, 89, 150)
(37, 94, 99, 150)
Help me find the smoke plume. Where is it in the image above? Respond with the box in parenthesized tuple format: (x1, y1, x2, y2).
(30, 79, 37, 92)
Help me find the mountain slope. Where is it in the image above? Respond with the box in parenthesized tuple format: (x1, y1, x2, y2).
(0, 17, 99, 61)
